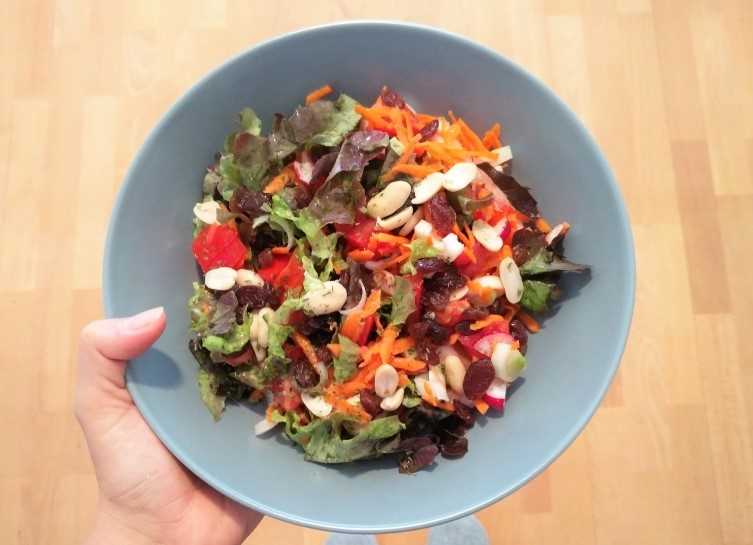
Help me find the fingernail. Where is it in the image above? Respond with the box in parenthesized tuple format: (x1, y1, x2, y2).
(122, 307, 164, 332)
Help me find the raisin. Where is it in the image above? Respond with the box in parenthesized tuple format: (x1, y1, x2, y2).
(230, 187, 270, 219)
(380, 86, 406, 108)
(415, 339, 439, 365)
(235, 285, 279, 310)
(291, 359, 319, 389)
(453, 402, 477, 428)
(297, 313, 337, 346)
(399, 444, 439, 474)
(426, 320, 450, 344)
(440, 436, 468, 458)
(360, 390, 382, 417)
(407, 321, 429, 339)
(461, 307, 489, 322)
(419, 119, 439, 141)
(422, 289, 449, 311)
(424, 191, 456, 236)
(509, 318, 528, 352)
(399, 436, 436, 452)
(415, 257, 447, 276)
(463, 358, 496, 399)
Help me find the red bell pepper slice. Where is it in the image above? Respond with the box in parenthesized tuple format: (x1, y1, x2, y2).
(192, 224, 248, 273)
(335, 213, 376, 251)
(258, 254, 304, 290)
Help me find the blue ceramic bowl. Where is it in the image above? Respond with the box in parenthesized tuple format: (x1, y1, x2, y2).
(104, 22, 634, 533)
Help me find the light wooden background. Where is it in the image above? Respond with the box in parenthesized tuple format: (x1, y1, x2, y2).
(2, 1, 751, 544)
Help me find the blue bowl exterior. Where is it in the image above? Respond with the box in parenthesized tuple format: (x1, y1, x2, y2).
(104, 21, 634, 533)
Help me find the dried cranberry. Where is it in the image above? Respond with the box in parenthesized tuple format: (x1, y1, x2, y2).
(315, 345, 333, 365)
(509, 318, 529, 351)
(463, 358, 496, 399)
(380, 86, 406, 108)
(292, 359, 319, 389)
(415, 257, 447, 276)
(235, 285, 279, 310)
(419, 119, 439, 141)
(231, 187, 270, 219)
(424, 191, 456, 236)
(360, 390, 382, 417)
(440, 436, 468, 458)
(256, 249, 275, 269)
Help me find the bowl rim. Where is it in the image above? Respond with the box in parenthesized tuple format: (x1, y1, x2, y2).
(103, 20, 636, 533)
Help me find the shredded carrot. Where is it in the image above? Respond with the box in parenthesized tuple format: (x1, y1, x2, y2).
(271, 246, 289, 255)
(371, 232, 411, 246)
(292, 332, 320, 365)
(341, 312, 363, 342)
(388, 108, 409, 144)
(517, 310, 541, 333)
(391, 337, 415, 355)
(456, 118, 496, 159)
(333, 260, 346, 274)
(379, 325, 399, 364)
(355, 105, 393, 131)
(402, 109, 415, 138)
(263, 166, 293, 194)
(333, 356, 381, 397)
(334, 398, 371, 422)
(482, 123, 502, 149)
(416, 113, 437, 123)
(535, 218, 552, 233)
(470, 314, 507, 331)
(398, 371, 410, 387)
(362, 289, 382, 315)
(375, 314, 384, 335)
(305, 84, 333, 105)
(474, 399, 490, 415)
(501, 245, 512, 259)
(383, 135, 421, 181)
(379, 248, 411, 269)
(392, 357, 428, 374)
(347, 249, 376, 262)
(391, 163, 443, 178)
(449, 333, 459, 345)
(327, 343, 341, 358)
(453, 223, 471, 245)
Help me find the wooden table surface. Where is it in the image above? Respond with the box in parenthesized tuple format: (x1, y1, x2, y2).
(3, 1, 752, 544)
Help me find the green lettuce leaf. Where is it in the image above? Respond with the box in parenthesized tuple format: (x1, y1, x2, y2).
(265, 296, 305, 361)
(239, 107, 262, 135)
(217, 155, 243, 201)
(197, 368, 226, 421)
(520, 280, 556, 312)
(402, 381, 422, 408)
(308, 94, 361, 147)
(520, 248, 589, 276)
(232, 133, 270, 191)
(333, 334, 360, 383)
(280, 413, 403, 463)
(202, 313, 251, 354)
(389, 276, 416, 326)
(269, 195, 340, 262)
(188, 282, 215, 336)
(400, 238, 440, 275)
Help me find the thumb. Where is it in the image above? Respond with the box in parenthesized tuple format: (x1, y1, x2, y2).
(76, 307, 167, 419)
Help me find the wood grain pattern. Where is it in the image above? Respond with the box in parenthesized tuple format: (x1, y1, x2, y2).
(2, 2, 751, 544)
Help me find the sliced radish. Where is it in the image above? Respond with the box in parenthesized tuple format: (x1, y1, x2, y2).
(545, 222, 570, 246)
(473, 332, 514, 358)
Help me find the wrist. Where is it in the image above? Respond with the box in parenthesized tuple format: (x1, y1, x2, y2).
(84, 504, 159, 545)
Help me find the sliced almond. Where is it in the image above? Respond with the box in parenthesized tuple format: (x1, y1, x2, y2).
(428, 366, 450, 401)
(443, 162, 478, 192)
(236, 269, 264, 287)
(376, 206, 414, 231)
(204, 267, 237, 291)
(374, 364, 399, 398)
(492, 146, 513, 165)
(366, 180, 412, 219)
(499, 257, 523, 304)
(398, 207, 424, 237)
(411, 172, 445, 204)
(442, 354, 467, 395)
(379, 387, 405, 412)
(193, 200, 221, 224)
(472, 219, 503, 252)
(301, 392, 333, 418)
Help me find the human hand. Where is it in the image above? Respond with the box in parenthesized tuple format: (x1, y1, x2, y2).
(76, 307, 262, 545)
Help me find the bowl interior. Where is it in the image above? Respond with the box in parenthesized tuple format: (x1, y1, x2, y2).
(104, 22, 634, 533)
